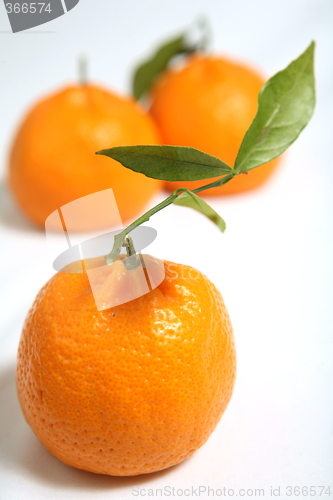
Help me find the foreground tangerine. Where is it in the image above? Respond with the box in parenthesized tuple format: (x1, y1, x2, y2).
(149, 54, 281, 194)
(16, 255, 236, 476)
(8, 84, 161, 230)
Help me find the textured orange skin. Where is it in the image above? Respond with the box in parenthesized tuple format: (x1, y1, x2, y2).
(149, 55, 281, 195)
(9, 85, 162, 230)
(16, 257, 236, 476)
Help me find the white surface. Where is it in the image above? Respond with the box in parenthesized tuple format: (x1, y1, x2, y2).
(1, 0, 333, 499)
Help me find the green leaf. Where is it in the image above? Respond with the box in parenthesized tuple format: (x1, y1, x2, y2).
(97, 145, 232, 182)
(234, 41, 316, 172)
(173, 189, 226, 232)
(132, 34, 187, 101)
(131, 18, 211, 100)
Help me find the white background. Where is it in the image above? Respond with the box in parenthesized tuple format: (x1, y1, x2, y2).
(1, 0, 333, 499)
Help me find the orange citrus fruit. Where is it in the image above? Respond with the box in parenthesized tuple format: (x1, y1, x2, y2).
(16, 255, 236, 476)
(8, 84, 162, 230)
(149, 54, 281, 194)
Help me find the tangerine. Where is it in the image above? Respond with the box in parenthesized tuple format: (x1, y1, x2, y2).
(16, 255, 236, 476)
(9, 84, 162, 230)
(149, 54, 281, 194)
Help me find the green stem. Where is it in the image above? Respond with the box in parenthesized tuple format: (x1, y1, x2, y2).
(78, 55, 88, 86)
(122, 235, 140, 270)
(123, 235, 136, 257)
(105, 171, 238, 266)
(193, 173, 235, 193)
(195, 16, 212, 53)
(105, 190, 180, 265)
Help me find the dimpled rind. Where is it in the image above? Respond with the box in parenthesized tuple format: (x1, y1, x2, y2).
(16, 257, 236, 476)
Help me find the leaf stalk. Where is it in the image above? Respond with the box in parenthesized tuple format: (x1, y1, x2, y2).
(105, 172, 237, 266)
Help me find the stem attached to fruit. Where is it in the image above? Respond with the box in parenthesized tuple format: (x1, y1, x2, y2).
(105, 190, 182, 266)
(122, 235, 140, 270)
(123, 235, 136, 257)
(78, 55, 88, 86)
(105, 170, 243, 266)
